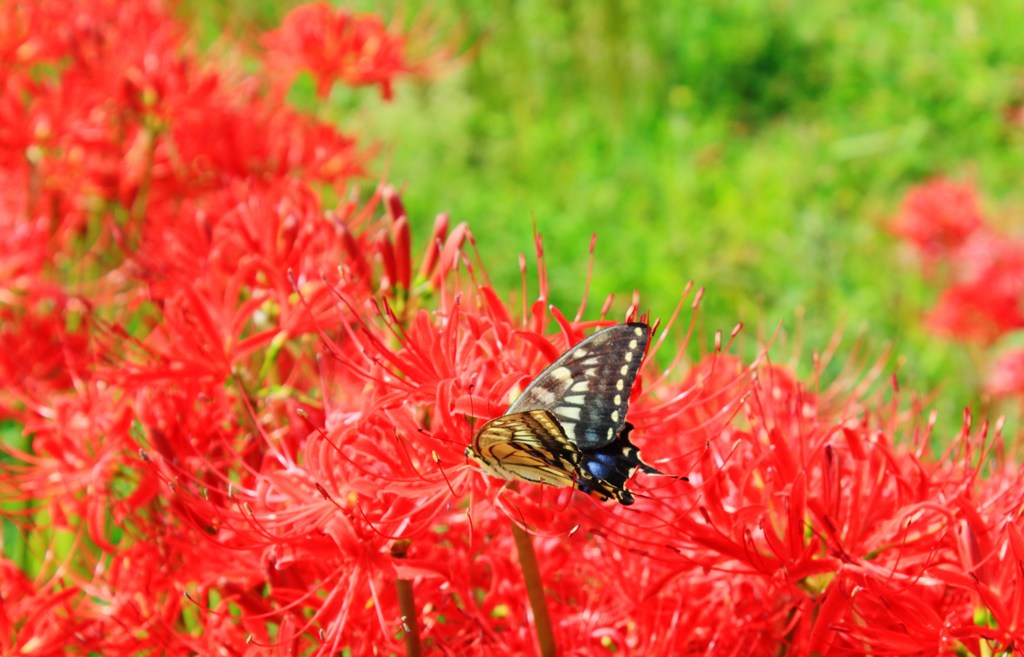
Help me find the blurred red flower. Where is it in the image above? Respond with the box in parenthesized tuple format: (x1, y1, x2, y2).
(986, 349, 1024, 397)
(892, 177, 1024, 399)
(926, 275, 1024, 344)
(891, 178, 985, 258)
(263, 3, 424, 100)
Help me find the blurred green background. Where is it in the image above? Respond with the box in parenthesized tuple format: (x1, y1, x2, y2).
(186, 0, 1024, 429)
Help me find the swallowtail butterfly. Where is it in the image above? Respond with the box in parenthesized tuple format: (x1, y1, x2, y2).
(466, 322, 666, 505)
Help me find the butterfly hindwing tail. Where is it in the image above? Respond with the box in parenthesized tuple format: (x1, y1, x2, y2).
(576, 422, 663, 505)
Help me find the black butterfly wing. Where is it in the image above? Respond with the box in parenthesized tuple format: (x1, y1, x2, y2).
(506, 323, 650, 450)
(467, 410, 581, 488)
(576, 422, 663, 505)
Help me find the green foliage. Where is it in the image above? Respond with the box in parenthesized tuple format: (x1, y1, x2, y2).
(1, 422, 27, 566)
(193, 0, 1024, 428)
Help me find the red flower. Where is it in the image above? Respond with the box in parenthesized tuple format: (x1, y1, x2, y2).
(892, 178, 986, 257)
(6, 1, 1024, 655)
(926, 268, 1024, 343)
(986, 349, 1024, 397)
(0, 559, 92, 656)
(263, 3, 425, 100)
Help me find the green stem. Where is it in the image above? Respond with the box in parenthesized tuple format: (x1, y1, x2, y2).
(511, 520, 556, 657)
(391, 540, 422, 657)
(130, 123, 158, 225)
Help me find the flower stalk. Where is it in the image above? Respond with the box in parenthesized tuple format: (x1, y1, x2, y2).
(390, 540, 422, 657)
(511, 519, 556, 657)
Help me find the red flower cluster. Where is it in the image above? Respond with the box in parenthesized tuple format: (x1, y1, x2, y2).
(263, 3, 426, 100)
(892, 178, 1024, 396)
(891, 178, 986, 258)
(3, 3, 1024, 656)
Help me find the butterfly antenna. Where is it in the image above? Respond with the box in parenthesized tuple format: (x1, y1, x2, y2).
(415, 426, 467, 450)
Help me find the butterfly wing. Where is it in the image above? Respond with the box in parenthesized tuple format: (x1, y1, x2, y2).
(576, 422, 664, 505)
(467, 409, 580, 488)
(506, 323, 650, 450)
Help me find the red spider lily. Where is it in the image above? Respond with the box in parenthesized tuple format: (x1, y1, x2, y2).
(919, 229, 1024, 344)
(893, 178, 1024, 399)
(0, 559, 92, 657)
(926, 278, 1024, 344)
(263, 3, 427, 100)
(5, 1, 1024, 655)
(987, 349, 1024, 398)
(891, 178, 986, 258)
(1, 0, 427, 653)
(0, 0, 365, 281)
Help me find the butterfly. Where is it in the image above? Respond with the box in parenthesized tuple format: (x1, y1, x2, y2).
(466, 322, 669, 505)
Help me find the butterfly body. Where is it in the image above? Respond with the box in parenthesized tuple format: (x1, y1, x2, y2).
(467, 322, 666, 505)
